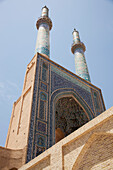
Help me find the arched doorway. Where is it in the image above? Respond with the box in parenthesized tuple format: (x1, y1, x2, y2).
(55, 97, 88, 142)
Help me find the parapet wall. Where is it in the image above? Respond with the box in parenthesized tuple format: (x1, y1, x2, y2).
(0, 146, 26, 170)
(19, 106, 113, 170)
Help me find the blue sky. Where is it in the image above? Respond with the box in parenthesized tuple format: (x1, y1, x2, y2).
(0, 0, 113, 147)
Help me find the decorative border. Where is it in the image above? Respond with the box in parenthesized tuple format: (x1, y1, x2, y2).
(26, 56, 40, 162)
(35, 133, 47, 157)
(40, 81, 48, 92)
(38, 90, 48, 121)
(41, 60, 49, 83)
(91, 88, 104, 116)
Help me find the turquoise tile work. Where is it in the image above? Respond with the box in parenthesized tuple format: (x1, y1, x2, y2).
(91, 88, 105, 115)
(35, 6, 52, 58)
(51, 65, 90, 92)
(35, 23, 50, 57)
(71, 29, 91, 82)
(74, 48, 91, 82)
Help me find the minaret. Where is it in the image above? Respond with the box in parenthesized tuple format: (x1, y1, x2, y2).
(71, 29, 91, 82)
(35, 6, 52, 58)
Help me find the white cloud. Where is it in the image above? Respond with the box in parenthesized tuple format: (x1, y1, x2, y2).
(7, 80, 19, 90)
(0, 81, 20, 105)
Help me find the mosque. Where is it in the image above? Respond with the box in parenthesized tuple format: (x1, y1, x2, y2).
(0, 6, 113, 170)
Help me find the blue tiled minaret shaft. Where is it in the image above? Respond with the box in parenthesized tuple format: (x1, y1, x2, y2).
(35, 6, 52, 57)
(71, 29, 91, 82)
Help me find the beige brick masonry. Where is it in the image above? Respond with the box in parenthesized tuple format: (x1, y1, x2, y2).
(19, 106, 113, 170)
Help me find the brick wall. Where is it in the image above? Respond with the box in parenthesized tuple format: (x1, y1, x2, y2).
(19, 107, 113, 170)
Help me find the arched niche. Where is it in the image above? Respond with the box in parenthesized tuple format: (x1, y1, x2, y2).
(55, 96, 89, 142)
(50, 89, 94, 145)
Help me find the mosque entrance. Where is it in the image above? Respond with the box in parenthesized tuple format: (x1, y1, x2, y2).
(55, 97, 88, 143)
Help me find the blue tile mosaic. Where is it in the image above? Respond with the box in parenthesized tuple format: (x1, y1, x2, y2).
(51, 65, 90, 92)
(41, 82, 47, 91)
(37, 134, 46, 147)
(26, 56, 50, 162)
(39, 100, 45, 120)
(42, 67, 47, 82)
(40, 92, 47, 100)
(51, 71, 94, 112)
(36, 146, 45, 157)
(37, 121, 46, 133)
(91, 88, 105, 115)
(26, 58, 40, 163)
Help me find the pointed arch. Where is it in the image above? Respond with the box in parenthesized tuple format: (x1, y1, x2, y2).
(49, 88, 94, 146)
(51, 88, 94, 119)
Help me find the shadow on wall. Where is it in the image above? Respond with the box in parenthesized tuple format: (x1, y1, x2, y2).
(55, 96, 89, 143)
(0, 146, 26, 170)
(55, 128, 65, 143)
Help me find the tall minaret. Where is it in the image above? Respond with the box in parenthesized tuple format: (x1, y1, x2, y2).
(35, 6, 52, 58)
(71, 29, 91, 82)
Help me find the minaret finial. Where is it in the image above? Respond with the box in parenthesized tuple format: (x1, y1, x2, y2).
(41, 6, 49, 17)
(74, 28, 76, 31)
(42, 5, 48, 9)
(71, 29, 91, 82)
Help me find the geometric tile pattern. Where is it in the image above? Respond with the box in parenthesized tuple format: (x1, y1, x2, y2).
(41, 82, 47, 91)
(37, 121, 47, 133)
